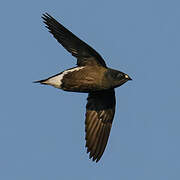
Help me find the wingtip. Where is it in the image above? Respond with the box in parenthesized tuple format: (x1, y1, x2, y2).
(42, 12, 52, 20)
(86, 147, 101, 163)
(41, 13, 49, 21)
(90, 155, 100, 163)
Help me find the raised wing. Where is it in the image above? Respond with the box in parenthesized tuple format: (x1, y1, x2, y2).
(85, 89, 116, 162)
(42, 13, 106, 67)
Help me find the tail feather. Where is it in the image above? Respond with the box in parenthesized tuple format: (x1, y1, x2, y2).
(33, 79, 49, 84)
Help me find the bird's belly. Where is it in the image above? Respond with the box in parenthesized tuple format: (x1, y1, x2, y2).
(60, 66, 107, 92)
(61, 76, 103, 92)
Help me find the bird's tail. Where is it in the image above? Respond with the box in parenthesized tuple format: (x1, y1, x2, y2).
(33, 79, 49, 85)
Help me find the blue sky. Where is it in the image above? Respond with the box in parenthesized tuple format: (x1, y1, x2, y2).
(1, 0, 180, 179)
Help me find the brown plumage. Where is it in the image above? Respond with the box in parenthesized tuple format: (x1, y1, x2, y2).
(85, 90, 115, 162)
(35, 13, 132, 162)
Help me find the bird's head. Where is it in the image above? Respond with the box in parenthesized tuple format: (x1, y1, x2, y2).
(105, 69, 132, 88)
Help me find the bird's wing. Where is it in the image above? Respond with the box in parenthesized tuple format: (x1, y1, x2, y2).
(42, 13, 106, 67)
(85, 89, 116, 162)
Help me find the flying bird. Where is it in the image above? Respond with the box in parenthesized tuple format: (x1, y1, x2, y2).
(35, 13, 132, 162)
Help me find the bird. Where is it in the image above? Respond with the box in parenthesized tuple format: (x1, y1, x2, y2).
(34, 13, 132, 162)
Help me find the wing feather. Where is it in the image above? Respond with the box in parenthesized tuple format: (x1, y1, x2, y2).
(42, 13, 106, 67)
(85, 89, 116, 162)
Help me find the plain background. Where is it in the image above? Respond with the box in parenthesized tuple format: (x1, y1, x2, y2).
(1, 0, 180, 179)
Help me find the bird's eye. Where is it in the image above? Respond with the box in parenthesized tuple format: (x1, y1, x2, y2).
(125, 74, 129, 79)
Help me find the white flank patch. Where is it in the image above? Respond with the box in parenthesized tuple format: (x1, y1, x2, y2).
(44, 66, 84, 88)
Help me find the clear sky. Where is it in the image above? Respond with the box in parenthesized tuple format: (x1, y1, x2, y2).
(1, 0, 180, 179)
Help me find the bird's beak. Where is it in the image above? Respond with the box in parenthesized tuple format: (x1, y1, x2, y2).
(128, 76, 132, 80)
